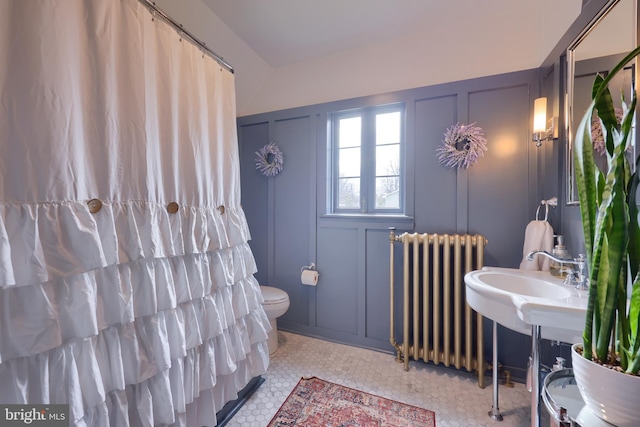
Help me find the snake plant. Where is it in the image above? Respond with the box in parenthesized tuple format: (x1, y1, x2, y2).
(574, 46, 640, 374)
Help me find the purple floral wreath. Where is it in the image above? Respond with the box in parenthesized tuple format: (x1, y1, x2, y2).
(255, 142, 284, 177)
(437, 122, 488, 169)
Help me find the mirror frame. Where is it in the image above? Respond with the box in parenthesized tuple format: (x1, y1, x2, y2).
(565, 0, 639, 205)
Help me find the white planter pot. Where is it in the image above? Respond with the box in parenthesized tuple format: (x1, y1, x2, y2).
(571, 343, 640, 426)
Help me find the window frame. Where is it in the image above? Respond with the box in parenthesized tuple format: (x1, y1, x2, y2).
(330, 103, 405, 215)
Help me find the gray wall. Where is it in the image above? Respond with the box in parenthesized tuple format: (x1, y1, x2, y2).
(237, 69, 565, 380)
(234, 0, 637, 386)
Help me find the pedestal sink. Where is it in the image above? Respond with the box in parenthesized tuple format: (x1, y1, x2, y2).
(465, 267, 587, 343)
(464, 267, 588, 427)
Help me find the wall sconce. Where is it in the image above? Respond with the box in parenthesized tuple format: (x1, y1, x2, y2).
(532, 97, 557, 147)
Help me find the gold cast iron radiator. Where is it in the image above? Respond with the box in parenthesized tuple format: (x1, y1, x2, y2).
(389, 229, 488, 387)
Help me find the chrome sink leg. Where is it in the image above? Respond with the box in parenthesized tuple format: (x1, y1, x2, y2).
(489, 321, 503, 421)
(531, 325, 541, 427)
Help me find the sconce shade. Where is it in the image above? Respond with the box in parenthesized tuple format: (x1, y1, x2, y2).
(533, 97, 547, 133)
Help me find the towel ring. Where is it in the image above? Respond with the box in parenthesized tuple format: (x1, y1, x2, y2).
(535, 197, 558, 221)
(535, 204, 549, 221)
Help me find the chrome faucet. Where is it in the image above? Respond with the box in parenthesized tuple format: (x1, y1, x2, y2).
(526, 250, 589, 289)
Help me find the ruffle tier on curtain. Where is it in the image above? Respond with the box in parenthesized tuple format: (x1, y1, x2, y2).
(0, 1, 270, 426)
(0, 226, 270, 426)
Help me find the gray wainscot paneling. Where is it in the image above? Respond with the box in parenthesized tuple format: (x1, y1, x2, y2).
(316, 227, 359, 334)
(467, 84, 532, 268)
(272, 116, 314, 326)
(238, 68, 559, 383)
(365, 229, 395, 344)
(239, 121, 269, 286)
(414, 95, 458, 233)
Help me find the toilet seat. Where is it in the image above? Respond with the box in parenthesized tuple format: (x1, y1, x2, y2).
(261, 286, 289, 305)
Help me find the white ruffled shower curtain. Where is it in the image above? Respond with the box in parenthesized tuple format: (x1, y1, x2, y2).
(0, 1, 270, 426)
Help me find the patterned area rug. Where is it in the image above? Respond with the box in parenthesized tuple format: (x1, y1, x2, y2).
(267, 376, 436, 426)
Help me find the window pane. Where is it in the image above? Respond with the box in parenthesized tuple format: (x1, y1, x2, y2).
(375, 176, 400, 209)
(375, 144, 399, 176)
(376, 111, 400, 145)
(338, 178, 360, 209)
(339, 147, 360, 177)
(331, 104, 403, 213)
(339, 117, 361, 148)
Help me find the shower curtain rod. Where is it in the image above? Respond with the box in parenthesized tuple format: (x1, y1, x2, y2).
(138, 0, 234, 73)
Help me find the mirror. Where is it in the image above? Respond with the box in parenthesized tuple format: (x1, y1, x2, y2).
(566, 0, 637, 205)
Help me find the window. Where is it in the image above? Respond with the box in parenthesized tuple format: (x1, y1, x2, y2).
(330, 104, 404, 214)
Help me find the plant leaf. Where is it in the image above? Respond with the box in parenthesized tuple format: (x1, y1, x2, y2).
(575, 104, 599, 359)
(594, 128, 629, 361)
(628, 280, 640, 371)
(592, 76, 618, 156)
(574, 45, 640, 371)
(628, 155, 640, 287)
(575, 103, 599, 268)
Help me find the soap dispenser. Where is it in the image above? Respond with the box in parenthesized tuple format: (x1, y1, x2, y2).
(550, 235, 571, 278)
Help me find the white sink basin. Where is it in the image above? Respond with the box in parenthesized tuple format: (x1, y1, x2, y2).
(465, 267, 588, 343)
(476, 272, 573, 299)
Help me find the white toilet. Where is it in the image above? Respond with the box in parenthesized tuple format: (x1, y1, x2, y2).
(260, 286, 290, 354)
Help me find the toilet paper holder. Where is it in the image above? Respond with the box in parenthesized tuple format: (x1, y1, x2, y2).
(300, 263, 319, 286)
(301, 263, 317, 272)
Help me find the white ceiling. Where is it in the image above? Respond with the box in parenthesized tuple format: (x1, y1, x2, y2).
(203, 0, 468, 67)
(202, 0, 583, 66)
(154, 0, 584, 116)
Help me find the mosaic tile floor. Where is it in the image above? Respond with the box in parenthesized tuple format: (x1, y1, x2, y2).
(227, 331, 548, 426)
